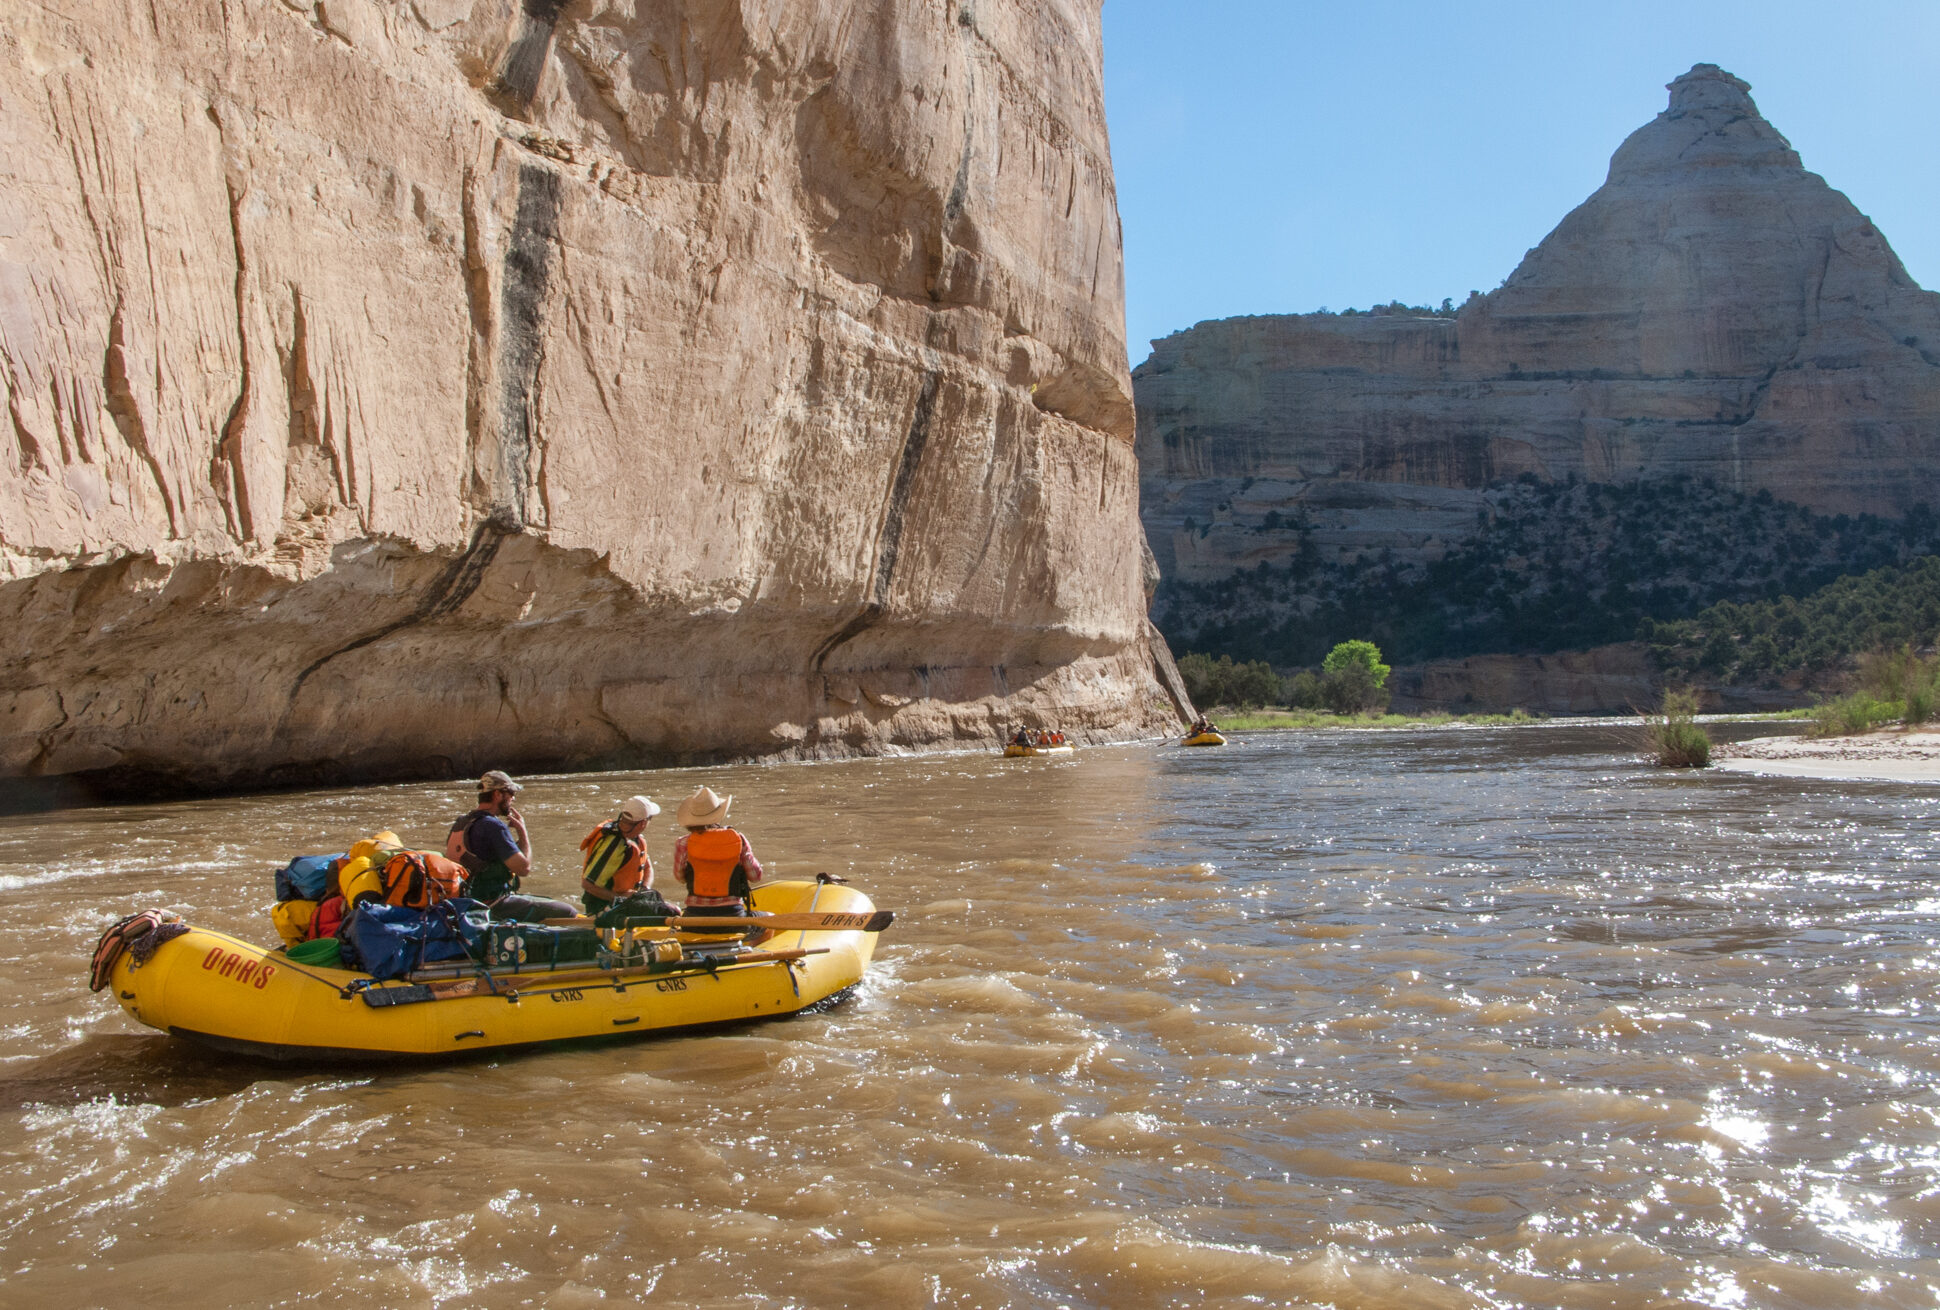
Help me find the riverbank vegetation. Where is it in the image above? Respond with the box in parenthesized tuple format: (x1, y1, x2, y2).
(1180, 640, 1393, 714)
(1157, 475, 1940, 670)
(1215, 707, 1545, 730)
(1642, 688, 1711, 767)
(1648, 558, 1940, 685)
(1799, 645, 1940, 737)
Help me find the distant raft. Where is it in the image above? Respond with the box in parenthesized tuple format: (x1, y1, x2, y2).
(1004, 743, 1075, 757)
(1182, 731, 1226, 747)
(91, 880, 885, 1064)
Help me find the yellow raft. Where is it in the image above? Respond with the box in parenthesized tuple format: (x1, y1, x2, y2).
(1182, 731, 1226, 747)
(1004, 743, 1074, 757)
(100, 880, 881, 1063)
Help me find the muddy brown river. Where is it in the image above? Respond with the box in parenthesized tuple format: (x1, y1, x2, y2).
(3, 723, 1938, 1307)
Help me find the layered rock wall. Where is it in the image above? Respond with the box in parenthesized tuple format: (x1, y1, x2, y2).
(1138, 66, 1940, 590)
(0, 0, 1183, 799)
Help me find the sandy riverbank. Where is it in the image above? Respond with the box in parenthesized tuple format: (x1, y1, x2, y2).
(1715, 729, 1940, 782)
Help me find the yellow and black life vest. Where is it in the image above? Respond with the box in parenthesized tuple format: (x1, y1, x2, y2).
(580, 822, 649, 897)
(682, 828, 745, 899)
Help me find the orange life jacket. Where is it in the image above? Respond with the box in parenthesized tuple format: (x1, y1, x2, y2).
(683, 828, 745, 899)
(580, 822, 649, 897)
(381, 851, 467, 909)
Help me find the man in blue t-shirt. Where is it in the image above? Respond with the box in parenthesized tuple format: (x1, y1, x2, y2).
(445, 770, 576, 923)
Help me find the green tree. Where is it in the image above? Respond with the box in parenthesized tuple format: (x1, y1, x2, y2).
(1322, 639, 1390, 684)
(1320, 640, 1391, 713)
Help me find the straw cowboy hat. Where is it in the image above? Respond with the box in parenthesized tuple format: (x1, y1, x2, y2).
(675, 786, 732, 828)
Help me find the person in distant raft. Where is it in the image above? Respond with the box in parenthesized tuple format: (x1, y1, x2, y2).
(672, 786, 763, 918)
(579, 794, 675, 920)
(446, 770, 576, 923)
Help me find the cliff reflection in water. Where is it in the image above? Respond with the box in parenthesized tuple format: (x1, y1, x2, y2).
(3, 723, 1937, 1306)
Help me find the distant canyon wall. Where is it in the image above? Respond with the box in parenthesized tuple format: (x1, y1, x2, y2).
(0, 0, 1186, 799)
(1137, 65, 1940, 605)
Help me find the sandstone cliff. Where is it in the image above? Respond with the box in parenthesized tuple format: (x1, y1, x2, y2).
(0, 0, 1184, 801)
(1137, 65, 1940, 601)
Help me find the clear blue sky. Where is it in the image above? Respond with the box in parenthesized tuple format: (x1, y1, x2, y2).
(1102, 1, 1940, 363)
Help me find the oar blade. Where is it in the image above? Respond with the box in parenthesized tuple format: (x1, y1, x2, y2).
(360, 984, 438, 1008)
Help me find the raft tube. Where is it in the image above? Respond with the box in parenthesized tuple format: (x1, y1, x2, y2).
(1182, 732, 1226, 746)
(102, 880, 880, 1063)
(1003, 744, 1074, 757)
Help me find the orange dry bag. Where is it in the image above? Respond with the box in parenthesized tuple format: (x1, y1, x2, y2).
(381, 851, 468, 909)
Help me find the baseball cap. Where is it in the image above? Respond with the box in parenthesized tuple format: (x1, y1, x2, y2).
(618, 795, 660, 822)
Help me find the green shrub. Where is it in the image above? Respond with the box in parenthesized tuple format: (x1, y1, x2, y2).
(1808, 693, 1901, 738)
(1860, 645, 1924, 701)
(1643, 687, 1710, 767)
(1283, 670, 1324, 709)
(1177, 652, 1282, 710)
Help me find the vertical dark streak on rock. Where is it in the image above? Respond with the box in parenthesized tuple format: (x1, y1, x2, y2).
(276, 511, 521, 738)
(811, 369, 942, 671)
(924, 4, 978, 305)
(497, 164, 562, 526)
(870, 370, 941, 603)
(7, 390, 45, 474)
(216, 176, 255, 541)
(103, 302, 178, 535)
(487, 0, 570, 119)
(459, 167, 492, 515)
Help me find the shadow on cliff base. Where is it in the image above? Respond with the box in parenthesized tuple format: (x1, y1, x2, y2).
(2, 745, 729, 815)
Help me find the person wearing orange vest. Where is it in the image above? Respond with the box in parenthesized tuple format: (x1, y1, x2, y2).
(671, 786, 764, 917)
(579, 794, 663, 917)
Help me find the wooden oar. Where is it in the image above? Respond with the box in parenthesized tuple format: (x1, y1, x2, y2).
(372, 947, 828, 1007)
(506, 947, 828, 994)
(406, 938, 767, 982)
(541, 910, 894, 933)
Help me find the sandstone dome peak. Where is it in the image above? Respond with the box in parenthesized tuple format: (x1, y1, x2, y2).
(1605, 62, 1802, 181)
(1666, 63, 1756, 116)
(1477, 58, 1924, 376)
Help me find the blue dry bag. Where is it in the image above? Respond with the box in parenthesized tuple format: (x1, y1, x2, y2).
(338, 898, 489, 981)
(275, 853, 345, 903)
